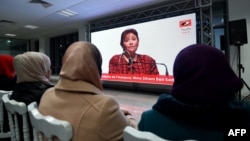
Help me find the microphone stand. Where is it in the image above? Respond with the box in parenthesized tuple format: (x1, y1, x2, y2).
(236, 43, 250, 100)
(156, 63, 169, 76)
(124, 50, 134, 73)
(119, 50, 134, 73)
(118, 51, 165, 75)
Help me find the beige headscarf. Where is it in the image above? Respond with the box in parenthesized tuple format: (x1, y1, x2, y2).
(60, 41, 103, 90)
(14, 51, 51, 85)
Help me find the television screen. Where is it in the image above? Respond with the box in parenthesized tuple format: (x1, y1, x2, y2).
(91, 13, 197, 86)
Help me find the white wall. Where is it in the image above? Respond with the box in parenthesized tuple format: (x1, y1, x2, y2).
(78, 24, 87, 41)
(39, 37, 50, 55)
(228, 0, 250, 97)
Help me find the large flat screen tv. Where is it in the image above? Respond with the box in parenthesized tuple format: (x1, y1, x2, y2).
(91, 13, 197, 90)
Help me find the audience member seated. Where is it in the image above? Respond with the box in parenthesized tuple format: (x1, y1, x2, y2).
(10, 51, 53, 105)
(10, 51, 53, 141)
(138, 44, 250, 141)
(39, 41, 137, 141)
(0, 54, 16, 141)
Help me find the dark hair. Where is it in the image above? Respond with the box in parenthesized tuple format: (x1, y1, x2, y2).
(120, 28, 139, 50)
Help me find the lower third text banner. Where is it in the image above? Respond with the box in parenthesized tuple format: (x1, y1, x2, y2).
(101, 73, 174, 85)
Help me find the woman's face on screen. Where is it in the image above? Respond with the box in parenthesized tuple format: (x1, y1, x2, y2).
(123, 33, 139, 53)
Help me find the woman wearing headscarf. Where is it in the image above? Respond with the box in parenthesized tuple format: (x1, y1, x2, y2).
(10, 51, 53, 105)
(7, 52, 53, 141)
(138, 44, 250, 141)
(39, 41, 137, 141)
(0, 54, 16, 90)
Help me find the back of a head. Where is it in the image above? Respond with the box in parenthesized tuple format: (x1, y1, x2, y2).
(0, 54, 15, 78)
(171, 44, 243, 104)
(60, 41, 103, 90)
(14, 52, 51, 84)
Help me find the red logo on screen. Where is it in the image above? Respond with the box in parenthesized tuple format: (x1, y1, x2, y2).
(179, 19, 192, 27)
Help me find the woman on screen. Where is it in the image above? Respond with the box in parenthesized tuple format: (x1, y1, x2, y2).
(109, 28, 159, 75)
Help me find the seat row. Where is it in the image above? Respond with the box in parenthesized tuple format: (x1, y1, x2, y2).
(0, 90, 177, 141)
(0, 91, 72, 141)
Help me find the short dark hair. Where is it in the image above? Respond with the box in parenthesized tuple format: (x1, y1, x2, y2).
(120, 28, 139, 50)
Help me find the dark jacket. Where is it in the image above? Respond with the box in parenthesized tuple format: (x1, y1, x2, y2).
(10, 82, 53, 105)
(0, 75, 16, 91)
(139, 94, 250, 141)
(0, 75, 16, 141)
(9, 82, 53, 141)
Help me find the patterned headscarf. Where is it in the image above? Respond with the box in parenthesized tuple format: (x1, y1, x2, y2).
(60, 41, 103, 90)
(14, 52, 51, 85)
(171, 44, 243, 104)
(0, 54, 15, 78)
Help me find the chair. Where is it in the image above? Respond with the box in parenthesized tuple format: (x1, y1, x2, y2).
(27, 102, 72, 141)
(1, 94, 30, 141)
(123, 126, 199, 141)
(0, 90, 12, 139)
(123, 126, 168, 141)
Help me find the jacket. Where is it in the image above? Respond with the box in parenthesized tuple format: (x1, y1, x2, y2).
(39, 78, 129, 141)
(9, 81, 53, 141)
(10, 82, 53, 105)
(138, 94, 250, 141)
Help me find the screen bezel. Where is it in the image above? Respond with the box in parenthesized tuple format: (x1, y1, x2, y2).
(90, 12, 197, 92)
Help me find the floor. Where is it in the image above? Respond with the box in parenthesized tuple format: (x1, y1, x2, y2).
(103, 88, 159, 122)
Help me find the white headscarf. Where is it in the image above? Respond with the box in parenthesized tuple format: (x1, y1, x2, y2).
(14, 51, 51, 85)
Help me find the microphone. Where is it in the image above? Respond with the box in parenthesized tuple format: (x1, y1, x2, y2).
(128, 57, 133, 66)
(156, 63, 169, 76)
(123, 49, 133, 66)
(117, 50, 133, 73)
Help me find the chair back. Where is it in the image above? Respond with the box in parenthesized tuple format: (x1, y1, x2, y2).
(123, 126, 199, 141)
(28, 102, 73, 141)
(123, 126, 168, 141)
(0, 90, 12, 139)
(1, 94, 30, 141)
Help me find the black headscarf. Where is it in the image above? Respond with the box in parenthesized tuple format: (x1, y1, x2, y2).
(153, 44, 248, 130)
(171, 44, 243, 104)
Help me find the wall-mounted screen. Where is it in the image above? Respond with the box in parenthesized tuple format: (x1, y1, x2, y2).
(91, 13, 197, 86)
